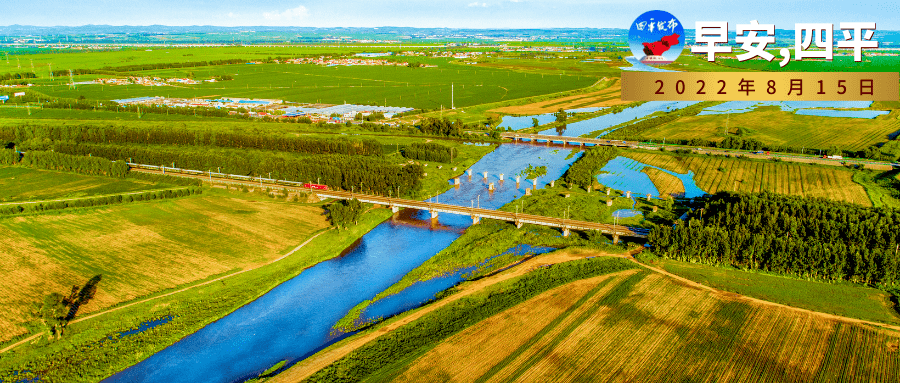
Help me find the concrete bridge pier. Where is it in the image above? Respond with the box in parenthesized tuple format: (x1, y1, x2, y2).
(489, 182, 495, 191)
(515, 176, 521, 188)
(646, 193, 652, 200)
(391, 205, 400, 214)
(472, 215, 481, 224)
(550, 180, 555, 187)
(483, 171, 488, 180)
(625, 191, 632, 198)
(499, 173, 504, 181)
(516, 220, 523, 229)
(454, 177, 460, 186)
(613, 234, 620, 244)
(430, 210, 439, 219)
(532, 179, 538, 189)
(606, 199, 613, 206)
(606, 188, 611, 196)
(562, 227, 570, 237)
(525, 188, 532, 196)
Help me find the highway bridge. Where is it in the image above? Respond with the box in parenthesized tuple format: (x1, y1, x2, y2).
(315, 189, 649, 241)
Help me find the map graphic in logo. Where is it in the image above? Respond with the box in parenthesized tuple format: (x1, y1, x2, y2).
(628, 10, 685, 65)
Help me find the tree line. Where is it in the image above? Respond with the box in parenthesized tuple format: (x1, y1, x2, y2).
(401, 142, 455, 163)
(67, 58, 248, 75)
(2, 124, 384, 157)
(0, 187, 202, 216)
(4, 148, 129, 177)
(562, 146, 619, 190)
(48, 142, 424, 197)
(417, 117, 485, 138)
(649, 191, 900, 286)
(0, 71, 38, 81)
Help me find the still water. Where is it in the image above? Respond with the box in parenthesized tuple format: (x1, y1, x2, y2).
(104, 144, 579, 383)
(597, 156, 706, 199)
(540, 101, 700, 138)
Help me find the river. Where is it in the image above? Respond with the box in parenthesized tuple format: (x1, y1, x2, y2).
(104, 143, 581, 383)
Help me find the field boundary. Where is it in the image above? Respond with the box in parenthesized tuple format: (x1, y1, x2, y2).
(0, 187, 193, 206)
(0, 227, 332, 355)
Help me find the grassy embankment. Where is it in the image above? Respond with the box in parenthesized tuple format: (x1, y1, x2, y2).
(0, 185, 394, 383)
(386, 266, 900, 382)
(304, 257, 639, 382)
(333, 217, 630, 332)
(621, 150, 872, 206)
(637, 253, 900, 325)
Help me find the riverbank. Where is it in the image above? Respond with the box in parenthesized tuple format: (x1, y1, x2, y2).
(0, 205, 394, 383)
(271, 249, 635, 383)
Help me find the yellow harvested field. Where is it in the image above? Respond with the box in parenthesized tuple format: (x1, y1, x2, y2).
(396, 271, 900, 383)
(490, 83, 626, 115)
(624, 151, 871, 206)
(0, 194, 329, 341)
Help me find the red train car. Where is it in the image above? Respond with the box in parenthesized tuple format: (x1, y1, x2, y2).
(303, 183, 328, 190)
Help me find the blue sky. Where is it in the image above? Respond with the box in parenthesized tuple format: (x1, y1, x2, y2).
(2, 0, 899, 29)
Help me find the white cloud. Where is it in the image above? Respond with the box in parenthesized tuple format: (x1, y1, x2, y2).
(263, 5, 309, 21)
(467, 2, 488, 7)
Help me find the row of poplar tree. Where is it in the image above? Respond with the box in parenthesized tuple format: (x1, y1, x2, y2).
(649, 192, 900, 286)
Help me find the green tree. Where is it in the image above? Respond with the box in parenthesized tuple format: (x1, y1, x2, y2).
(38, 293, 68, 339)
(555, 108, 567, 123)
(532, 117, 540, 128)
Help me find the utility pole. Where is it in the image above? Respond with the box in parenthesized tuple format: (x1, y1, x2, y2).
(451, 83, 455, 109)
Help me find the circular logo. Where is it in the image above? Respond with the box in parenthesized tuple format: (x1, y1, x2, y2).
(628, 10, 685, 65)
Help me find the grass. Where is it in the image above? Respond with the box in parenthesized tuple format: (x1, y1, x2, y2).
(32, 61, 595, 110)
(0, 187, 329, 342)
(852, 169, 900, 209)
(391, 266, 900, 382)
(623, 150, 872, 206)
(639, 109, 900, 152)
(0, 198, 393, 383)
(0, 166, 169, 203)
(640, 254, 900, 325)
(498, 185, 678, 227)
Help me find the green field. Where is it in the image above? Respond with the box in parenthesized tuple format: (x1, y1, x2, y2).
(31, 61, 595, 109)
(623, 151, 872, 206)
(0, 187, 330, 342)
(641, 108, 900, 152)
(641, 254, 900, 325)
(0, 166, 169, 202)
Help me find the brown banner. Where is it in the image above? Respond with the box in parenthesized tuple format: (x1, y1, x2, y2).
(622, 72, 899, 101)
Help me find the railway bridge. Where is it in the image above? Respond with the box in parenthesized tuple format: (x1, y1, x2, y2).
(500, 132, 644, 149)
(315, 190, 649, 242)
(128, 164, 649, 242)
